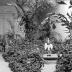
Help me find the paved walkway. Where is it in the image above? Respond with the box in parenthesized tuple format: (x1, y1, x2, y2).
(0, 54, 12, 72)
(41, 63, 56, 72)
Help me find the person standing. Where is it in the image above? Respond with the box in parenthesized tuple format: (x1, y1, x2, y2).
(44, 38, 53, 54)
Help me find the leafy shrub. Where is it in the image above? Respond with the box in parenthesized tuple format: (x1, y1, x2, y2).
(2, 37, 44, 72)
(8, 53, 43, 72)
(55, 41, 72, 72)
(56, 54, 72, 72)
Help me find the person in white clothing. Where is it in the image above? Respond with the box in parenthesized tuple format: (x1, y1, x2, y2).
(44, 38, 53, 54)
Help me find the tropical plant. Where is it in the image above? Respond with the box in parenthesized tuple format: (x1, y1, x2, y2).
(1, 0, 72, 72)
(56, 50, 72, 72)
